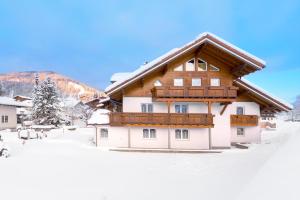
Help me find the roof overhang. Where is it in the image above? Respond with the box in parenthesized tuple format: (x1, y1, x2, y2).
(234, 79, 292, 112)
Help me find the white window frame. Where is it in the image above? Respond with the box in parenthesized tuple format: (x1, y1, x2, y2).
(174, 78, 183, 86)
(210, 78, 220, 86)
(175, 129, 189, 140)
(100, 128, 108, 138)
(154, 80, 162, 87)
(174, 104, 188, 113)
(197, 59, 207, 71)
(209, 64, 220, 71)
(143, 129, 156, 139)
(236, 106, 245, 115)
(174, 64, 183, 72)
(192, 78, 201, 86)
(185, 59, 195, 71)
(141, 103, 153, 113)
(237, 128, 245, 136)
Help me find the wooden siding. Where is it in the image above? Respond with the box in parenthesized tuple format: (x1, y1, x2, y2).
(230, 115, 259, 127)
(118, 48, 237, 100)
(110, 112, 214, 127)
(152, 86, 238, 99)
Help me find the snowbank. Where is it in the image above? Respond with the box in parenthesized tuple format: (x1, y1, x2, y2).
(87, 109, 110, 125)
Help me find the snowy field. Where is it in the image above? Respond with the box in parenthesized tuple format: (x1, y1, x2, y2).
(0, 121, 300, 200)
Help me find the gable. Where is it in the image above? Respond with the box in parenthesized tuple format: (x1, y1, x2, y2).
(110, 48, 239, 100)
(106, 32, 265, 96)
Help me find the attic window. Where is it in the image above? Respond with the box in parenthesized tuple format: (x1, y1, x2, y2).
(154, 80, 162, 87)
(209, 64, 220, 71)
(174, 64, 183, 71)
(197, 59, 207, 71)
(185, 59, 195, 71)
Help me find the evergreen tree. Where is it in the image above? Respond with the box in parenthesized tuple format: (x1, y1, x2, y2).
(32, 76, 62, 125)
(0, 81, 3, 96)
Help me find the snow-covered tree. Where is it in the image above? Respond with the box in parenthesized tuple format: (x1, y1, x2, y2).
(0, 81, 4, 96)
(32, 76, 62, 125)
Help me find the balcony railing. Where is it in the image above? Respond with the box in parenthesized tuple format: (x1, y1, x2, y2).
(230, 115, 259, 127)
(110, 112, 214, 127)
(151, 86, 238, 99)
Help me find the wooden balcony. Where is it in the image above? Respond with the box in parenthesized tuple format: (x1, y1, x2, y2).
(230, 115, 259, 127)
(151, 86, 238, 101)
(110, 112, 214, 127)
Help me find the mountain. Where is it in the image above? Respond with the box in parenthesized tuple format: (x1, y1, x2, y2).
(0, 71, 105, 101)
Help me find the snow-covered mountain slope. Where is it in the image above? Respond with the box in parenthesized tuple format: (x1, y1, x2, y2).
(0, 71, 105, 101)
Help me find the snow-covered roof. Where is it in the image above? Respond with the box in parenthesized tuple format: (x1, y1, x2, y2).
(105, 32, 266, 94)
(110, 72, 131, 83)
(0, 96, 31, 107)
(87, 109, 110, 125)
(13, 95, 32, 100)
(62, 97, 81, 108)
(234, 78, 293, 112)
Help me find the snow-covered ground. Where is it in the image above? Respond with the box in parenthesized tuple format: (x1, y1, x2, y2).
(0, 121, 299, 200)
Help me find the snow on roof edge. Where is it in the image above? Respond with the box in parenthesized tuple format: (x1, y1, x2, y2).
(200, 32, 266, 65)
(237, 78, 293, 110)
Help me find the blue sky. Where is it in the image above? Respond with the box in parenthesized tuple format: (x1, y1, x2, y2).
(0, 0, 299, 103)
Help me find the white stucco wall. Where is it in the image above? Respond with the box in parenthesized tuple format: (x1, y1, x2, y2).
(229, 102, 261, 144)
(123, 97, 168, 113)
(117, 97, 262, 149)
(170, 128, 209, 149)
(97, 126, 129, 148)
(96, 126, 210, 150)
(0, 105, 17, 130)
(130, 127, 169, 148)
(230, 126, 261, 143)
(210, 103, 231, 148)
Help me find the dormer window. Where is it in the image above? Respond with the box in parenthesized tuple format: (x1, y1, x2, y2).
(174, 64, 183, 71)
(197, 59, 207, 71)
(154, 80, 162, 86)
(185, 59, 195, 71)
(209, 64, 220, 71)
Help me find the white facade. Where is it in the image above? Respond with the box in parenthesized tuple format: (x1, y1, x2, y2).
(0, 105, 17, 130)
(96, 97, 261, 149)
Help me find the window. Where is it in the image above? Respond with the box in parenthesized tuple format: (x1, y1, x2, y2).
(174, 64, 183, 71)
(175, 129, 189, 140)
(192, 78, 201, 86)
(197, 59, 207, 71)
(209, 64, 220, 71)
(1, 116, 8, 123)
(143, 129, 156, 139)
(175, 104, 188, 113)
(210, 78, 220, 86)
(154, 80, 162, 87)
(141, 104, 153, 113)
(100, 128, 108, 138)
(186, 59, 195, 71)
(174, 78, 183, 86)
(237, 128, 245, 136)
(236, 107, 244, 115)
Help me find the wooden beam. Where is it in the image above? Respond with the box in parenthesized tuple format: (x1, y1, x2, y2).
(125, 124, 214, 128)
(195, 43, 207, 58)
(231, 64, 247, 77)
(154, 98, 235, 103)
(208, 101, 212, 114)
(140, 78, 144, 88)
(220, 103, 229, 115)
